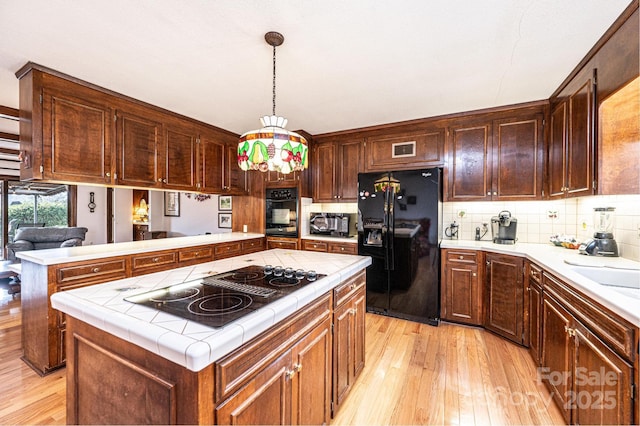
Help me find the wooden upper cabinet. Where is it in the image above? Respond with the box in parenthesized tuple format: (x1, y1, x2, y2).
(162, 121, 197, 190)
(224, 143, 248, 195)
(446, 107, 544, 201)
(548, 103, 567, 198)
(363, 129, 444, 172)
(549, 69, 596, 199)
(115, 109, 162, 187)
(39, 77, 113, 184)
(197, 129, 225, 193)
(447, 123, 491, 201)
(313, 142, 336, 202)
(492, 115, 543, 199)
(312, 139, 360, 203)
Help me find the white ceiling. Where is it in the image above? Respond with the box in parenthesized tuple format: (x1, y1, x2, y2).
(0, 0, 632, 136)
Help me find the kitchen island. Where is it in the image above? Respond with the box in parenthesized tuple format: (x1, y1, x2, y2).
(51, 248, 371, 424)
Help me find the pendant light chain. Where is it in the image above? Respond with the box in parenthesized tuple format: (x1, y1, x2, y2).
(272, 43, 277, 116)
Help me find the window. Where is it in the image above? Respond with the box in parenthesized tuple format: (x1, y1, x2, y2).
(2, 181, 75, 259)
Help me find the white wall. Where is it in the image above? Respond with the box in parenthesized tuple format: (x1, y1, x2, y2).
(76, 186, 107, 245)
(77, 185, 231, 242)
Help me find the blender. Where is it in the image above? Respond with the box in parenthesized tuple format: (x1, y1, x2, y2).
(579, 207, 619, 256)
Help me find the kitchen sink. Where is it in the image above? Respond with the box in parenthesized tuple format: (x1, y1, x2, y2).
(568, 265, 640, 289)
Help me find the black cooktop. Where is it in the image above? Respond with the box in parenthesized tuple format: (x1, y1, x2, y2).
(125, 265, 325, 328)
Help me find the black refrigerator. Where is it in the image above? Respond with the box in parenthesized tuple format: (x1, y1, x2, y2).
(357, 168, 442, 326)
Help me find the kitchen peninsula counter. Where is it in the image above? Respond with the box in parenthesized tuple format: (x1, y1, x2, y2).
(17, 232, 265, 265)
(440, 240, 640, 324)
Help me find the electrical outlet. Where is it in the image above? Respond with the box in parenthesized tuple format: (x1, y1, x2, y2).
(547, 210, 558, 219)
(637, 225, 640, 239)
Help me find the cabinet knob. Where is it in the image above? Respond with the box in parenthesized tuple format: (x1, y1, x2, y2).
(493, 191, 497, 196)
(286, 369, 296, 380)
(92, 267, 100, 273)
(152, 257, 159, 262)
(472, 272, 476, 277)
(158, 178, 163, 182)
(340, 247, 345, 251)
(459, 255, 464, 260)
(487, 191, 491, 195)
(194, 252, 199, 256)
(105, 172, 111, 177)
(486, 261, 490, 266)
(294, 363, 302, 372)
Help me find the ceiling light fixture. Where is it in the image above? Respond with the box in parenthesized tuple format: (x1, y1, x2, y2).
(238, 31, 308, 174)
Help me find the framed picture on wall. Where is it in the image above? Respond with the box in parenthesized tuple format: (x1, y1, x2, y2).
(218, 212, 232, 228)
(164, 192, 180, 217)
(219, 195, 232, 211)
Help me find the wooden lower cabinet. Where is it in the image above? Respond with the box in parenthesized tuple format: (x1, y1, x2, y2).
(484, 253, 524, 344)
(332, 272, 366, 413)
(441, 249, 482, 325)
(541, 272, 635, 425)
(526, 262, 543, 364)
(302, 238, 357, 255)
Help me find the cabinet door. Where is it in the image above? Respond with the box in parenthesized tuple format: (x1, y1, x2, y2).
(115, 110, 162, 187)
(224, 144, 248, 195)
(42, 86, 112, 184)
(548, 102, 567, 198)
(447, 124, 491, 200)
(566, 74, 595, 197)
(332, 299, 353, 411)
(572, 323, 633, 426)
(441, 250, 481, 325)
(197, 131, 225, 193)
(484, 253, 524, 344)
(541, 293, 573, 424)
(290, 318, 332, 425)
(492, 115, 543, 200)
(216, 351, 292, 425)
(312, 143, 336, 202)
(336, 140, 360, 201)
(163, 123, 197, 190)
(528, 281, 542, 364)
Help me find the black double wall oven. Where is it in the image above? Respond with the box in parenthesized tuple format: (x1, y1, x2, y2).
(265, 188, 299, 237)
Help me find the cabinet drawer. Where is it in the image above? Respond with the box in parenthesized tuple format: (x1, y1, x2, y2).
(56, 258, 128, 288)
(303, 240, 328, 252)
(334, 271, 366, 307)
(267, 239, 298, 250)
(215, 242, 242, 259)
(328, 243, 357, 255)
(241, 238, 265, 253)
(445, 250, 478, 263)
(132, 251, 177, 271)
(179, 246, 213, 263)
(528, 262, 543, 284)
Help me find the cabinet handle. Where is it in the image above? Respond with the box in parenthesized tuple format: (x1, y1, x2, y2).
(163, 178, 167, 183)
(340, 247, 345, 251)
(152, 257, 159, 262)
(158, 178, 163, 182)
(487, 191, 491, 195)
(92, 267, 100, 273)
(564, 325, 576, 337)
(472, 272, 476, 277)
(106, 172, 111, 177)
(350, 283, 356, 290)
(194, 252, 199, 256)
(459, 255, 464, 260)
(294, 363, 302, 372)
(486, 261, 490, 266)
(286, 369, 296, 380)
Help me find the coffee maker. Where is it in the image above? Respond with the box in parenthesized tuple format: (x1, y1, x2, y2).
(579, 207, 619, 256)
(491, 210, 518, 244)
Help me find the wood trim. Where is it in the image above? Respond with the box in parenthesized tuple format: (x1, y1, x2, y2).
(550, 0, 639, 99)
(15, 62, 239, 139)
(0, 105, 19, 120)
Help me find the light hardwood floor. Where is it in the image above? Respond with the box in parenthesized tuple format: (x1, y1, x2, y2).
(0, 288, 564, 425)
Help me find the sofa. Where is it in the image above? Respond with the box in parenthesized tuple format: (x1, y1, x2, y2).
(6, 227, 88, 262)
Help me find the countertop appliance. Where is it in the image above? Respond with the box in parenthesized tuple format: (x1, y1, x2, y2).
(358, 168, 441, 326)
(491, 210, 518, 244)
(310, 212, 355, 237)
(265, 188, 298, 237)
(125, 265, 325, 328)
(579, 207, 619, 257)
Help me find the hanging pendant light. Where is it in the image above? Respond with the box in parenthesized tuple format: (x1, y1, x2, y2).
(238, 32, 308, 174)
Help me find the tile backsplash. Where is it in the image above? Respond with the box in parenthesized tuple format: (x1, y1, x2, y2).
(304, 196, 640, 262)
(443, 194, 640, 261)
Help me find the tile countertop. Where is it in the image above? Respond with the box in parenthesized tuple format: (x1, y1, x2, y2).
(440, 240, 640, 325)
(16, 232, 265, 265)
(50, 249, 371, 372)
